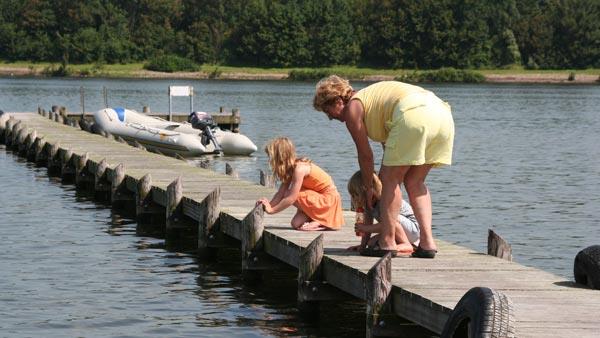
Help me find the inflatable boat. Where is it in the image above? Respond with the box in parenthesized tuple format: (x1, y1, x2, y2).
(93, 108, 257, 156)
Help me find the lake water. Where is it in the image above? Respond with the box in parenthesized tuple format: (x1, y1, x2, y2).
(1, 77, 600, 337)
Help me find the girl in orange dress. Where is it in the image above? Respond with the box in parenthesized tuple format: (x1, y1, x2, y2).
(256, 137, 344, 231)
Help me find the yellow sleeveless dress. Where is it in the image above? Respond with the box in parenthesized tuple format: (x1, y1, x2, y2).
(352, 81, 454, 167)
(296, 163, 344, 230)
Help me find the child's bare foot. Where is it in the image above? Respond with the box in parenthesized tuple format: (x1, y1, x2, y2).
(298, 221, 327, 231)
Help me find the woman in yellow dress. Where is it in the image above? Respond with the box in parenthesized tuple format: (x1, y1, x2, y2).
(313, 76, 454, 257)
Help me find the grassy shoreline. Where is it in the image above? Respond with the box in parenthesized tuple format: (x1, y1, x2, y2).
(1, 62, 599, 84)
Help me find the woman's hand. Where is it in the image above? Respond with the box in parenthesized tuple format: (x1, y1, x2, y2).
(364, 186, 376, 210)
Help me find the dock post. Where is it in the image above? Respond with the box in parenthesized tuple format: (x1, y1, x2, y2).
(488, 229, 512, 261)
(16, 127, 29, 155)
(25, 130, 38, 161)
(225, 163, 238, 178)
(94, 159, 110, 201)
(4, 117, 16, 146)
(298, 234, 324, 313)
(33, 137, 47, 166)
(75, 152, 90, 189)
(47, 142, 61, 176)
(111, 163, 133, 209)
(366, 253, 393, 338)
(136, 174, 165, 236)
(22, 129, 36, 157)
(198, 187, 222, 257)
(165, 177, 196, 249)
(259, 169, 275, 188)
(60, 148, 75, 182)
(241, 204, 265, 277)
(166, 176, 183, 235)
(7, 120, 21, 148)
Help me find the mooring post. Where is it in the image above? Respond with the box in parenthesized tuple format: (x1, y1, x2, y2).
(241, 204, 266, 275)
(60, 148, 75, 182)
(198, 187, 221, 256)
(133, 140, 146, 151)
(111, 163, 131, 208)
(225, 163, 238, 178)
(166, 176, 183, 231)
(488, 229, 513, 261)
(4, 117, 15, 146)
(33, 137, 47, 166)
(94, 159, 110, 200)
(75, 152, 90, 188)
(25, 130, 37, 161)
(23, 129, 36, 156)
(366, 253, 393, 338)
(135, 174, 165, 236)
(47, 142, 61, 176)
(7, 120, 21, 148)
(16, 127, 29, 155)
(259, 169, 275, 188)
(298, 234, 324, 312)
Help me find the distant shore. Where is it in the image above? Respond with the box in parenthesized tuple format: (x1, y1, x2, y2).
(1, 64, 598, 84)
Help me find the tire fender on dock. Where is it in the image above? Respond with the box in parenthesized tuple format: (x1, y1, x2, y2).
(574, 245, 600, 290)
(441, 286, 516, 338)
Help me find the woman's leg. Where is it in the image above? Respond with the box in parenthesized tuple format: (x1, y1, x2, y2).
(378, 165, 413, 252)
(404, 164, 435, 250)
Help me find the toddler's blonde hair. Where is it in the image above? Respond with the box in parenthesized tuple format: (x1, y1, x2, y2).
(347, 171, 382, 210)
(313, 75, 354, 112)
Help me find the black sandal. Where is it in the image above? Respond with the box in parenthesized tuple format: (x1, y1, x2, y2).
(412, 246, 437, 259)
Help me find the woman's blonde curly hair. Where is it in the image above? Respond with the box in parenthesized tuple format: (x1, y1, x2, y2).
(347, 170, 382, 210)
(265, 137, 310, 183)
(313, 75, 354, 112)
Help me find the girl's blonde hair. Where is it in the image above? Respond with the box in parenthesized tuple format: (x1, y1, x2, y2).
(347, 171, 382, 209)
(264, 137, 310, 183)
(313, 75, 354, 112)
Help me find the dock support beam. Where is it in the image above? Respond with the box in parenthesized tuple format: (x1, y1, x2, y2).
(198, 187, 222, 256)
(94, 159, 110, 201)
(488, 229, 512, 261)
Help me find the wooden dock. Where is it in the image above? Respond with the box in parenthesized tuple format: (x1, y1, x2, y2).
(2, 111, 600, 338)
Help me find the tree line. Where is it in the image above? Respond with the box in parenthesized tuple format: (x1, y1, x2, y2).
(1, 0, 599, 69)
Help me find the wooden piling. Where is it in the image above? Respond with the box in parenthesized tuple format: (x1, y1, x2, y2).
(488, 229, 513, 261)
(33, 137, 47, 165)
(47, 142, 61, 175)
(60, 148, 75, 181)
(94, 159, 110, 200)
(259, 169, 275, 188)
(111, 163, 132, 207)
(241, 204, 265, 271)
(135, 173, 165, 236)
(225, 163, 238, 178)
(166, 176, 183, 233)
(366, 253, 393, 338)
(75, 152, 90, 188)
(198, 187, 221, 254)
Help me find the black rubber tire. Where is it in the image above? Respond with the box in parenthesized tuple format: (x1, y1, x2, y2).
(441, 287, 515, 338)
(574, 245, 600, 290)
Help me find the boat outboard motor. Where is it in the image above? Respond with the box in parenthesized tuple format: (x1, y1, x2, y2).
(188, 111, 222, 152)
